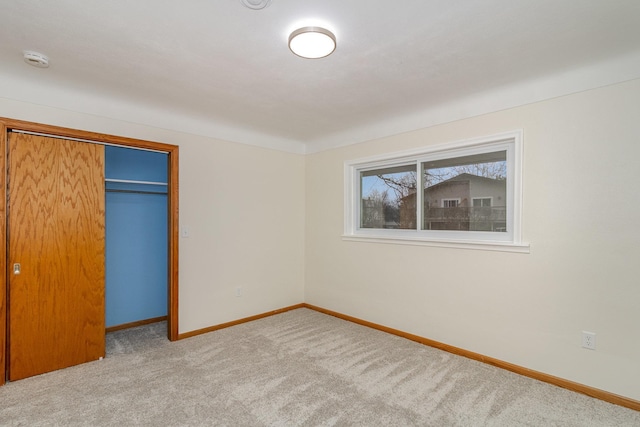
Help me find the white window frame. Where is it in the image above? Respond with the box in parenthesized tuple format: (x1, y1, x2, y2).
(343, 130, 529, 253)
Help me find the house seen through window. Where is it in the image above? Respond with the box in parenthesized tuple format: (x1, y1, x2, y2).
(346, 131, 524, 249)
(360, 152, 506, 232)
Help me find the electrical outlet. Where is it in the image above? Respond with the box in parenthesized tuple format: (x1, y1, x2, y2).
(235, 287, 243, 297)
(582, 331, 596, 350)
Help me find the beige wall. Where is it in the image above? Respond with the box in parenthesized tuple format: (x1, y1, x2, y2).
(0, 98, 306, 334)
(305, 79, 640, 400)
(3, 78, 639, 401)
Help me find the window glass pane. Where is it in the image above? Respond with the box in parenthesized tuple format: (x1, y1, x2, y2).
(360, 164, 416, 229)
(422, 151, 507, 232)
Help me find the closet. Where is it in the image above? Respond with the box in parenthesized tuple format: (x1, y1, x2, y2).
(105, 146, 168, 328)
(0, 119, 179, 385)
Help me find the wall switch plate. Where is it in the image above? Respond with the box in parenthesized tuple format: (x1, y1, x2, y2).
(235, 287, 243, 297)
(582, 331, 596, 350)
(180, 226, 189, 238)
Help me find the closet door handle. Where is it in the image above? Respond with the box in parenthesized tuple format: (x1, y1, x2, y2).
(13, 263, 21, 275)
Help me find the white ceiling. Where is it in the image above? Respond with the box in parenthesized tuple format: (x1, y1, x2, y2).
(1, 0, 639, 153)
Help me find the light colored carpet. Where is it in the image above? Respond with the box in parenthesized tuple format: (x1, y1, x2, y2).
(0, 308, 638, 426)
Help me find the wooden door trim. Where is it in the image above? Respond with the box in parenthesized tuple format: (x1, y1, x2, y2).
(0, 124, 6, 386)
(0, 118, 179, 384)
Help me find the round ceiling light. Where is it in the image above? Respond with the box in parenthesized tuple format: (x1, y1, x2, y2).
(23, 50, 49, 68)
(288, 26, 336, 59)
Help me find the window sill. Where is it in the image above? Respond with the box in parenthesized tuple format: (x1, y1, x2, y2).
(342, 234, 530, 253)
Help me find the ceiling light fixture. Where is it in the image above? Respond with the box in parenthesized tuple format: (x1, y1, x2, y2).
(23, 50, 49, 68)
(288, 26, 336, 59)
(240, 0, 271, 10)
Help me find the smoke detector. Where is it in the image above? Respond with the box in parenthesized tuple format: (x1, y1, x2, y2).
(240, 0, 271, 10)
(23, 51, 49, 68)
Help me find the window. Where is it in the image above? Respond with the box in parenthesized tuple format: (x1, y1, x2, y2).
(344, 131, 527, 252)
(360, 164, 416, 229)
(472, 198, 492, 207)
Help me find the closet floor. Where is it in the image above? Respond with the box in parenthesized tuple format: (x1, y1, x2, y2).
(106, 321, 168, 356)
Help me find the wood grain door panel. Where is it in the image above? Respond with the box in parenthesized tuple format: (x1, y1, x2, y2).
(8, 132, 105, 381)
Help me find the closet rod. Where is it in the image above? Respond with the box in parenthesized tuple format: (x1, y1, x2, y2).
(105, 189, 167, 196)
(105, 178, 167, 186)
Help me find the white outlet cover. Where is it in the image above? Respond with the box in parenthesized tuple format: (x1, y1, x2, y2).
(582, 331, 596, 350)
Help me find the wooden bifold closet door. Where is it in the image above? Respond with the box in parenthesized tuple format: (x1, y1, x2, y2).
(7, 132, 105, 381)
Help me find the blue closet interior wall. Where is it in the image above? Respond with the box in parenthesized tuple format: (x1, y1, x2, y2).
(105, 146, 168, 327)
